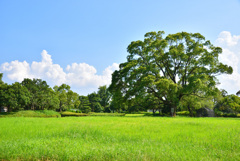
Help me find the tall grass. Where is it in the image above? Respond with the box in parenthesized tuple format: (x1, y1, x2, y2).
(0, 117, 239, 160)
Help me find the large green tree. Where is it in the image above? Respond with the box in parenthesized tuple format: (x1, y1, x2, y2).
(110, 31, 232, 116)
(0, 75, 31, 111)
(21, 78, 52, 110)
(8, 82, 31, 111)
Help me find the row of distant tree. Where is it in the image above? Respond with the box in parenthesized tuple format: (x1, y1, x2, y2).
(0, 73, 114, 113)
(0, 72, 240, 115)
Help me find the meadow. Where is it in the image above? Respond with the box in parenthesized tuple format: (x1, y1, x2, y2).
(0, 116, 239, 160)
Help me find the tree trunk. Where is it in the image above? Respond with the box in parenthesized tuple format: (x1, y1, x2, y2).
(171, 105, 176, 117)
(31, 104, 35, 110)
(187, 105, 193, 117)
(8, 106, 12, 112)
(59, 101, 62, 112)
(153, 109, 155, 114)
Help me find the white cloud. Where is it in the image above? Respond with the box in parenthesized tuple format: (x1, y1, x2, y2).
(1, 60, 33, 81)
(0, 50, 119, 95)
(216, 31, 240, 47)
(216, 31, 240, 94)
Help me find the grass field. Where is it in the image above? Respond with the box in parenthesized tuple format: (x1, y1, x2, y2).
(0, 116, 239, 160)
(0, 110, 61, 118)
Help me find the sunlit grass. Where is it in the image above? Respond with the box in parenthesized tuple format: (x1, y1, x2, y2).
(0, 110, 61, 118)
(0, 117, 239, 160)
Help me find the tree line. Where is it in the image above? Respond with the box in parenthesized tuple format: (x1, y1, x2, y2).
(0, 72, 240, 115)
(1, 31, 240, 116)
(0, 73, 114, 113)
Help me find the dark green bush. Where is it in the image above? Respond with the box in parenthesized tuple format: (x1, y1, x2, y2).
(215, 111, 223, 117)
(215, 111, 239, 118)
(225, 113, 237, 117)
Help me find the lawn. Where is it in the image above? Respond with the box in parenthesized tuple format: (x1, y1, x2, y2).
(0, 116, 239, 160)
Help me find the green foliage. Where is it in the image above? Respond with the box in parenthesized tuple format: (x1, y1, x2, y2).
(110, 31, 232, 116)
(214, 94, 240, 113)
(179, 95, 214, 116)
(0, 82, 31, 111)
(215, 111, 240, 118)
(78, 95, 91, 113)
(88, 92, 103, 112)
(176, 111, 190, 116)
(97, 85, 111, 112)
(21, 78, 54, 110)
(0, 73, 3, 84)
(54, 84, 79, 112)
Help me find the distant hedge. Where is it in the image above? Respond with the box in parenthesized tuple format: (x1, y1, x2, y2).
(61, 111, 89, 117)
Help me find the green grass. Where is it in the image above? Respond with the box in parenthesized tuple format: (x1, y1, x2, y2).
(61, 112, 126, 117)
(0, 117, 239, 160)
(125, 114, 145, 117)
(0, 110, 61, 118)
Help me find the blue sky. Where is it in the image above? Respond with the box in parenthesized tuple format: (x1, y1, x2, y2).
(1, 0, 240, 95)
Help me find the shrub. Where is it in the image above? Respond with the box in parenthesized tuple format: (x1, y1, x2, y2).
(215, 111, 224, 117)
(176, 111, 190, 116)
(215, 111, 239, 118)
(225, 113, 237, 117)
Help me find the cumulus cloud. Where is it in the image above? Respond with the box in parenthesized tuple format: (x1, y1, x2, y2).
(216, 31, 240, 46)
(216, 31, 240, 94)
(1, 60, 33, 81)
(0, 50, 119, 95)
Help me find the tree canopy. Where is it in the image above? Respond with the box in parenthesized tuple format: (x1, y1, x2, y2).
(110, 31, 233, 116)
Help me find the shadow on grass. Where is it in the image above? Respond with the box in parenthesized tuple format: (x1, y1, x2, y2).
(0, 112, 16, 117)
(125, 113, 168, 117)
